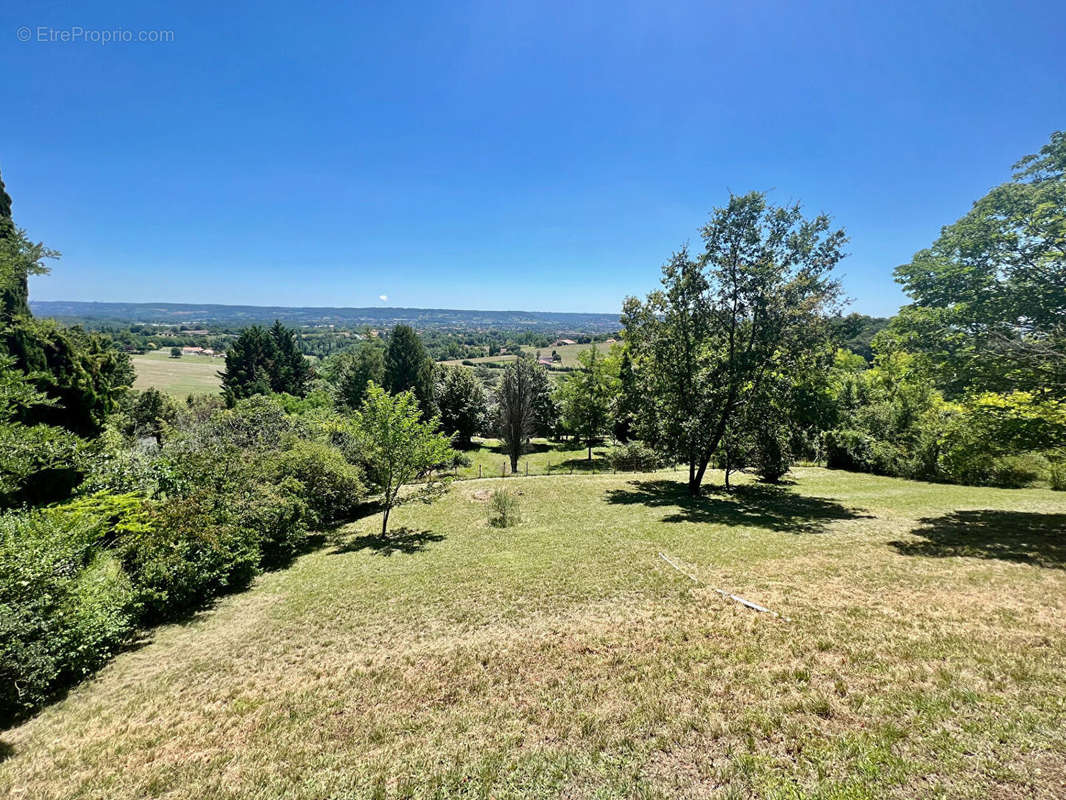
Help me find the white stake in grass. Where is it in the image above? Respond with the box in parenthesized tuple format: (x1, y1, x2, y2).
(659, 551, 790, 621)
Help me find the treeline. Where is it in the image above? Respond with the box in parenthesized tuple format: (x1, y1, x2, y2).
(44, 317, 621, 362)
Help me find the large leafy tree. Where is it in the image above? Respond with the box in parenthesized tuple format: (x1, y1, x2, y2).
(435, 364, 486, 448)
(556, 345, 619, 459)
(383, 325, 434, 413)
(351, 382, 455, 535)
(623, 191, 845, 495)
(891, 130, 1066, 399)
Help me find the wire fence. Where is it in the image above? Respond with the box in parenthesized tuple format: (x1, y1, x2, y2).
(429, 458, 679, 483)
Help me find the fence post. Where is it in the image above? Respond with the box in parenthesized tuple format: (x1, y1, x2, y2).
(525, 461, 528, 476)
(478, 464, 482, 479)
(502, 462, 506, 478)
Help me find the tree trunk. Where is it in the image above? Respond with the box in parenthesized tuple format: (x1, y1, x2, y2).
(381, 505, 390, 536)
(688, 453, 711, 496)
(587, 443, 592, 461)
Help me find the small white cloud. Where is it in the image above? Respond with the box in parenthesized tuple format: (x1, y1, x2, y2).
(378, 294, 388, 302)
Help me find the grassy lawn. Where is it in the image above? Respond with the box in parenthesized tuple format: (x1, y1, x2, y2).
(132, 349, 223, 397)
(3, 468, 1065, 798)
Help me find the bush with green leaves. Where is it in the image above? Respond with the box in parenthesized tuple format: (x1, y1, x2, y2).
(488, 488, 522, 528)
(1049, 458, 1066, 491)
(753, 424, 792, 482)
(607, 441, 663, 472)
(274, 439, 365, 527)
(118, 492, 260, 623)
(0, 509, 134, 725)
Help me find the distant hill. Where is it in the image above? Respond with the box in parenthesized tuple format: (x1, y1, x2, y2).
(29, 301, 621, 333)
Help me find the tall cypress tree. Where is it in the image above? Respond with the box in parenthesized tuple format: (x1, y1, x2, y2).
(268, 320, 311, 396)
(219, 325, 274, 404)
(383, 325, 434, 413)
(220, 321, 312, 404)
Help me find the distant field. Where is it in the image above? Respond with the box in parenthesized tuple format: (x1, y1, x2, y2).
(440, 341, 617, 371)
(521, 340, 616, 367)
(131, 350, 222, 397)
(439, 354, 520, 368)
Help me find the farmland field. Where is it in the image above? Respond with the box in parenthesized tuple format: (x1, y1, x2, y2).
(3, 468, 1065, 799)
(131, 349, 223, 396)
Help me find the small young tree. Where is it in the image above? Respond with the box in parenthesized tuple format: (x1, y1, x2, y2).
(169, 346, 182, 359)
(352, 383, 456, 535)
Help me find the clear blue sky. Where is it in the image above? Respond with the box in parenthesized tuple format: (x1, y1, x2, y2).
(2, 0, 1063, 316)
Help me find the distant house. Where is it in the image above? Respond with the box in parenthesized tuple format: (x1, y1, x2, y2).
(537, 357, 553, 367)
(605, 338, 617, 344)
(551, 338, 577, 347)
(181, 346, 205, 355)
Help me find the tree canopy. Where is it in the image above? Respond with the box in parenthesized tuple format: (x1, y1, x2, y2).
(891, 130, 1066, 399)
(623, 191, 846, 495)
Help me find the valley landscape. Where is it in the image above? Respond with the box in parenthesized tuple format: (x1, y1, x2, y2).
(2, 4, 1064, 798)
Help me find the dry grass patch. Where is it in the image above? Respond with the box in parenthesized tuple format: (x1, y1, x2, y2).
(2, 469, 1065, 798)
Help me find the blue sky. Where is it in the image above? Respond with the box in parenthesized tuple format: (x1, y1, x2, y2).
(2, 0, 1063, 316)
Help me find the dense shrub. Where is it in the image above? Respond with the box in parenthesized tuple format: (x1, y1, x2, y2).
(1049, 458, 1066, 491)
(753, 425, 792, 482)
(488, 488, 521, 528)
(118, 493, 259, 623)
(275, 439, 365, 527)
(824, 428, 877, 473)
(0, 510, 134, 724)
(607, 441, 663, 472)
(988, 453, 1050, 488)
(231, 479, 309, 567)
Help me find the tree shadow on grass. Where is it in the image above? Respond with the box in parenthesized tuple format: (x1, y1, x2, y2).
(604, 479, 870, 534)
(0, 739, 13, 762)
(891, 510, 1066, 569)
(332, 527, 445, 557)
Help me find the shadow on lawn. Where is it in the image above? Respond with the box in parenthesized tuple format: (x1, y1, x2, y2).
(605, 479, 869, 533)
(0, 739, 12, 762)
(891, 510, 1066, 569)
(332, 527, 445, 557)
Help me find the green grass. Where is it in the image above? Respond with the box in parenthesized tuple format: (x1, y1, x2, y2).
(520, 340, 615, 367)
(132, 349, 222, 397)
(452, 437, 621, 478)
(3, 468, 1065, 798)
(439, 342, 614, 372)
